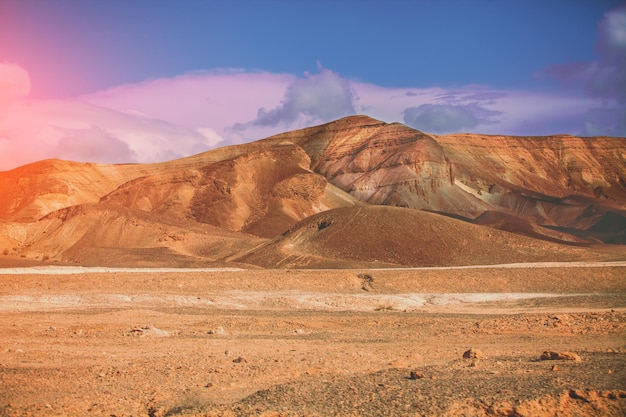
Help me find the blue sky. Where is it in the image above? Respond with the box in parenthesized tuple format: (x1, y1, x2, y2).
(0, 0, 624, 169)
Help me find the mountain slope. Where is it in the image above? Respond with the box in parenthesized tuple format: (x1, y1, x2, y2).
(0, 140, 361, 264)
(263, 116, 626, 241)
(438, 133, 626, 230)
(265, 116, 489, 217)
(100, 142, 361, 238)
(233, 205, 618, 269)
(8, 203, 265, 267)
(0, 159, 139, 222)
(0, 115, 625, 267)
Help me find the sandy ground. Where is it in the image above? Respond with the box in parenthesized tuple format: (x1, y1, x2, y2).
(0, 265, 625, 416)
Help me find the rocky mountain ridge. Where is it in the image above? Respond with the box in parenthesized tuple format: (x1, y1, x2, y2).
(0, 115, 624, 267)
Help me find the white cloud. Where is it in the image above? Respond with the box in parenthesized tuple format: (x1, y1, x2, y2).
(85, 69, 292, 136)
(0, 59, 617, 172)
(403, 103, 501, 133)
(233, 66, 356, 130)
(0, 99, 219, 171)
(602, 5, 626, 50)
(0, 62, 31, 113)
(542, 5, 626, 136)
(196, 127, 225, 148)
(53, 126, 138, 164)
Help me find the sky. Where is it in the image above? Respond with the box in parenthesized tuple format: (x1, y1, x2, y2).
(0, 0, 625, 171)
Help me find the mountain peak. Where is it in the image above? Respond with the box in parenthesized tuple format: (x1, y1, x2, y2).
(325, 114, 386, 127)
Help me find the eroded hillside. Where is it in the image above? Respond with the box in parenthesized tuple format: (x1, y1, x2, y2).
(0, 115, 624, 266)
(266, 116, 626, 242)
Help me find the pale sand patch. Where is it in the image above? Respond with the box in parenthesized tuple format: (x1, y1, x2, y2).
(0, 291, 567, 312)
(1, 261, 625, 275)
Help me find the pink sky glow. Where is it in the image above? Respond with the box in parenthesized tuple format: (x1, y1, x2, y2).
(0, 63, 614, 171)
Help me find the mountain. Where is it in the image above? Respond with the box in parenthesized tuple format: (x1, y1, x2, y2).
(99, 142, 360, 238)
(232, 205, 615, 269)
(264, 116, 626, 241)
(0, 115, 624, 267)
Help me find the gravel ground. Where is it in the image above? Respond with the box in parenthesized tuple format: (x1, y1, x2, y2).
(0, 267, 625, 416)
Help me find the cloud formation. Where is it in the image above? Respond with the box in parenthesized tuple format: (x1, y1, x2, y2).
(0, 96, 219, 171)
(2, 32, 622, 173)
(403, 103, 501, 133)
(0, 62, 31, 113)
(84, 70, 293, 147)
(86, 70, 290, 129)
(400, 88, 504, 134)
(53, 126, 138, 164)
(543, 5, 626, 136)
(234, 66, 356, 130)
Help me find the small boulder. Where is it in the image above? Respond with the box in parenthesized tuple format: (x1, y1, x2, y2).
(129, 326, 169, 337)
(540, 351, 581, 362)
(462, 349, 483, 360)
(208, 326, 225, 335)
(409, 371, 425, 380)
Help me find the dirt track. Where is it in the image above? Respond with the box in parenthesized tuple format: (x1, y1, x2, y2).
(0, 265, 625, 416)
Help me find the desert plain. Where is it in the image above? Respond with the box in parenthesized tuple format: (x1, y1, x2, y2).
(0, 260, 625, 417)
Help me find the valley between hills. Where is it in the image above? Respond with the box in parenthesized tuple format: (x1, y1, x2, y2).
(0, 115, 625, 416)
